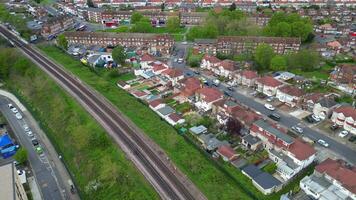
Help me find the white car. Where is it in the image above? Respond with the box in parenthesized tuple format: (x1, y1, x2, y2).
(264, 103, 275, 111)
(8, 103, 14, 109)
(26, 131, 33, 137)
(317, 139, 329, 147)
(311, 114, 321, 122)
(338, 130, 349, 138)
(23, 124, 30, 132)
(15, 113, 22, 120)
(11, 107, 18, 114)
(291, 126, 303, 134)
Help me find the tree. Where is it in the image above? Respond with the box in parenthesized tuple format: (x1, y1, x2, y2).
(167, 16, 180, 33)
(254, 44, 275, 70)
(226, 118, 242, 136)
(270, 55, 287, 71)
(160, 3, 165, 11)
(188, 55, 201, 68)
(112, 45, 127, 65)
(14, 148, 28, 164)
(275, 22, 291, 37)
(57, 34, 68, 50)
(229, 2, 236, 11)
(131, 12, 143, 24)
(287, 50, 319, 71)
(87, 0, 94, 7)
(262, 163, 277, 174)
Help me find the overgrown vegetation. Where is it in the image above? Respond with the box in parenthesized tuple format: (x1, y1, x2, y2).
(0, 46, 158, 200)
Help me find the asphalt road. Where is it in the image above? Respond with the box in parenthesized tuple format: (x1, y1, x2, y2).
(0, 97, 65, 200)
(171, 44, 356, 165)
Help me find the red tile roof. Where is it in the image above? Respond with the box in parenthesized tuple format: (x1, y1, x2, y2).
(162, 68, 183, 78)
(168, 113, 182, 122)
(241, 70, 258, 79)
(231, 106, 261, 126)
(152, 63, 167, 72)
(203, 54, 221, 64)
(196, 87, 223, 103)
(181, 77, 201, 97)
(149, 99, 163, 108)
(278, 85, 304, 97)
(217, 145, 238, 161)
(256, 76, 283, 87)
(316, 158, 356, 194)
(288, 139, 316, 161)
(140, 54, 155, 62)
(218, 60, 235, 71)
(304, 93, 324, 103)
(334, 106, 356, 120)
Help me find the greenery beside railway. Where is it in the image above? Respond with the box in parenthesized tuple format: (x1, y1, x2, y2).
(0, 46, 158, 200)
(38, 44, 270, 200)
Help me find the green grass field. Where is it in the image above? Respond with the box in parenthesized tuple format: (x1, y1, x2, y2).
(0, 47, 158, 200)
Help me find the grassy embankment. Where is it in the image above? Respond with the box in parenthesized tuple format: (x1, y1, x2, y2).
(0, 47, 158, 200)
(39, 44, 312, 200)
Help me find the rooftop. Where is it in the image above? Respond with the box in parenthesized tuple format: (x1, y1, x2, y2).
(242, 134, 261, 145)
(157, 106, 175, 116)
(0, 163, 15, 200)
(253, 119, 294, 145)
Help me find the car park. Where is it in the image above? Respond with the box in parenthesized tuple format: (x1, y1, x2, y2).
(264, 103, 275, 111)
(317, 139, 329, 147)
(15, 113, 22, 120)
(268, 113, 280, 121)
(291, 126, 303, 134)
(338, 130, 349, 138)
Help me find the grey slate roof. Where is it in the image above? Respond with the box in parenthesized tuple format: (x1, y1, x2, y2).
(242, 134, 261, 146)
(317, 97, 337, 108)
(254, 172, 282, 190)
(157, 106, 175, 116)
(254, 119, 294, 144)
(242, 164, 262, 179)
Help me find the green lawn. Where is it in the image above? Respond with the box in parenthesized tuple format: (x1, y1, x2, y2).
(38, 45, 265, 200)
(290, 64, 334, 80)
(0, 47, 158, 199)
(117, 73, 136, 81)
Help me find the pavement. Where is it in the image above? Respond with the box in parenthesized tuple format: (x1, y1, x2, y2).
(169, 46, 356, 165)
(0, 92, 80, 200)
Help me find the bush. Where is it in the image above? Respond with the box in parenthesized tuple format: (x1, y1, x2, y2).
(14, 148, 28, 164)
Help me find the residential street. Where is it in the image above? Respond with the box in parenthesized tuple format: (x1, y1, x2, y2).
(0, 96, 78, 200)
(171, 44, 356, 165)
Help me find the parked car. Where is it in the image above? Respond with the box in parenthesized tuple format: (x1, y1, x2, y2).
(250, 91, 257, 97)
(213, 79, 220, 86)
(291, 126, 303, 134)
(268, 113, 280, 121)
(23, 124, 30, 132)
(227, 87, 234, 91)
(311, 114, 321, 122)
(266, 96, 274, 102)
(35, 146, 43, 154)
(15, 113, 22, 120)
(348, 136, 356, 142)
(264, 103, 275, 111)
(8, 103, 14, 109)
(306, 115, 315, 123)
(317, 139, 329, 147)
(177, 58, 183, 63)
(224, 90, 232, 97)
(11, 107, 18, 114)
(330, 124, 340, 131)
(26, 131, 33, 137)
(31, 139, 39, 146)
(338, 130, 349, 138)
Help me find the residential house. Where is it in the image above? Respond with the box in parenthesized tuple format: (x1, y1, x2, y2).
(166, 113, 185, 126)
(131, 90, 149, 99)
(241, 164, 282, 195)
(156, 106, 175, 119)
(63, 32, 174, 56)
(250, 119, 316, 181)
(194, 87, 223, 111)
(330, 64, 356, 94)
(41, 15, 75, 38)
(174, 77, 202, 103)
(276, 85, 304, 107)
(217, 145, 238, 162)
(200, 54, 221, 71)
(241, 134, 262, 151)
(331, 106, 356, 135)
(161, 68, 184, 86)
(149, 99, 165, 110)
(197, 133, 228, 151)
(302, 93, 325, 112)
(300, 158, 356, 200)
(140, 54, 155, 69)
(193, 39, 217, 55)
(215, 60, 236, 78)
(180, 12, 208, 25)
(255, 76, 284, 96)
(234, 70, 258, 87)
(313, 96, 338, 120)
(152, 61, 169, 75)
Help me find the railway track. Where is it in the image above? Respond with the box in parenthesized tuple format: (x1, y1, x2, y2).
(0, 26, 202, 200)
